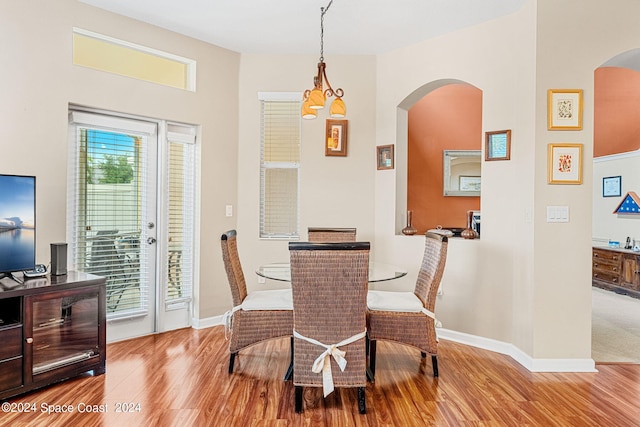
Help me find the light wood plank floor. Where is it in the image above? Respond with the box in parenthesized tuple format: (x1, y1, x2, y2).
(2, 326, 640, 426)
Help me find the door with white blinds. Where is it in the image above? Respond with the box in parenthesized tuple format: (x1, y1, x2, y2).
(68, 111, 197, 342)
(68, 111, 158, 341)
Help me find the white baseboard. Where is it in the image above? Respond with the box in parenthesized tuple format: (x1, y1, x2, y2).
(190, 317, 596, 373)
(437, 328, 597, 373)
(192, 314, 224, 330)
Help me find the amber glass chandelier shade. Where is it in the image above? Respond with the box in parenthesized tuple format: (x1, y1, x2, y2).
(300, 1, 345, 119)
(301, 99, 317, 119)
(308, 88, 326, 109)
(329, 98, 346, 118)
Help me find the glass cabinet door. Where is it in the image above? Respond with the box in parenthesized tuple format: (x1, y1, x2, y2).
(31, 290, 100, 376)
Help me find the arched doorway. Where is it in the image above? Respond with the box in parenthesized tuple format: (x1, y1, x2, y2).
(592, 49, 640, 363)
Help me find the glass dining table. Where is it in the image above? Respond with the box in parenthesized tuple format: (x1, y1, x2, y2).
(256, 262, 407, 283)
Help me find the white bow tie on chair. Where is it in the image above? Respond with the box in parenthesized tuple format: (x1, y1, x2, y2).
(293, 330, 366, 397)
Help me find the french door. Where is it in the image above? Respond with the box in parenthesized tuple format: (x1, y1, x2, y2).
(68, 110, 196, 342)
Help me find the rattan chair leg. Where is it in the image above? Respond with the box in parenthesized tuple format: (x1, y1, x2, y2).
(228, 352, 237, 374)
(295, 386, 303, 413)
(284, 337, 293, 381)
(366, 334, 370, 356)
(369, 340, 377, 379)
(358, 387, 366, 414)
(432, 354, 439, 377)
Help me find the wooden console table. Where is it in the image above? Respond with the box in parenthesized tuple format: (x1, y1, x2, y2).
(592, 246, 640, 299)
(0, 271, 106, 400)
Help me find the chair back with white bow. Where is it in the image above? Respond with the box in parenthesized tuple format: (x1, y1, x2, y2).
(307, 227, 357, 242)
(367, 232, 448, 379)
(289, 241, 370, 414)
(221, 230, 293, 374)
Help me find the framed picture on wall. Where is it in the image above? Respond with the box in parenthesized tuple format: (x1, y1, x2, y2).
(459, 176, 481, 192)
(547, 89, 583, 130)
(485, 129, 511, 161)
(547, 143, 583, 184)
(603, 175, 622, 197)
(325, 119, 348, 156)
(376, 144, 394, 170)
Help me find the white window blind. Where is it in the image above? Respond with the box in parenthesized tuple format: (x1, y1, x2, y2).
(259, 93, 301, 238)
(68, 111, 156, 318)
(163, 123, 196, 307)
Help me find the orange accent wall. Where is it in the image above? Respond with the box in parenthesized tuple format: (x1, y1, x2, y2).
(407, 84, 482, 233)
(594, 67, 640, 157)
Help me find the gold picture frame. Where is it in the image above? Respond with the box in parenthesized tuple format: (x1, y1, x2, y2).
(376, 145, 394, 170)
(547, 143, 583, 184)
(547, 89, 583, 130)
(325, 119, 348, 156)
(485, 129, 511, 161)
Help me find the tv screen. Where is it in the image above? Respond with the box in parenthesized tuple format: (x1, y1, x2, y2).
(0, 174, 36, 274)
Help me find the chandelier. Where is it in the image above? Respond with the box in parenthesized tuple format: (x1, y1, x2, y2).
(301, 0, 345, 120)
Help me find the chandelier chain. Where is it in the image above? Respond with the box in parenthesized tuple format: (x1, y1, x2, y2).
(319, 0, 333, 62)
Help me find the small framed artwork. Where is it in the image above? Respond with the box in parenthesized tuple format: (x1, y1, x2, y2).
(325, 119, 348, 156)
(603, 176, 622, 197)
(376, 144, 394, 170)
(459, 176, 481, 192)
(485, 129, 511, 161)
(547, 143, 583, 184)
(547, 89, 583, 130)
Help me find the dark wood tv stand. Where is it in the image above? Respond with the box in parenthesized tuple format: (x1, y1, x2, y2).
(0, 271, 106, 400)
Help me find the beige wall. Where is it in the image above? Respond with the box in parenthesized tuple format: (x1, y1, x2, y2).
(5, 0, 640, 366)
(236, 54, 377, 289)
(374, 2, 536, 356)
(371, 0, 640, 365)
(532, 0, 640, 360)
(0, 0, 239, 320)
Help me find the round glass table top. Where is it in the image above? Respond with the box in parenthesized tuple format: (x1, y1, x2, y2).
(256, 262, 407, 283)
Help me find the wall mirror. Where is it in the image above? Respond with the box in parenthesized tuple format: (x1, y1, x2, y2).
(443, 150, 481, 196)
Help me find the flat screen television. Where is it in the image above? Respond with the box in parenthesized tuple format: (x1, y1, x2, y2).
(0, 174, 36, 276)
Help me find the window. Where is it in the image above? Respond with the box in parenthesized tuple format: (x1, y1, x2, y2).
(259, 92, 301, 239)
(73, 28, 196, 91)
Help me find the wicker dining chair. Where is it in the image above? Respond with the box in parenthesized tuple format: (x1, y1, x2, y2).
(367, 232, 448, 379)
(289, 241, 370, 414)
(221, 230, 293, 374)
(307, 227, 357, 242)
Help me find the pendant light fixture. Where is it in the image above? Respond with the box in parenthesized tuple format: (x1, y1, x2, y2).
(301, 0, 345, 120)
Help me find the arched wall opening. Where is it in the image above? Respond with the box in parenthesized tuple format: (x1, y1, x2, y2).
(395, 79, 483, 234)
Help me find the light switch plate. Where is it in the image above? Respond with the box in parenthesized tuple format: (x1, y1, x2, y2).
(546, 206, 569, 222)
(225, 205, 233, 217)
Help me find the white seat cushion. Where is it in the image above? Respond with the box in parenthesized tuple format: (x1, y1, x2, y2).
(367, 290, 423, 312)
(241, 289, 293, 311)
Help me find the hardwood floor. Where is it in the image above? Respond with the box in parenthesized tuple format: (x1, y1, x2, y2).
(2, 326, 640, 426)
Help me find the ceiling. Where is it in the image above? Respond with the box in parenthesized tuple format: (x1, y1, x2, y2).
(79, 0, 526, 55)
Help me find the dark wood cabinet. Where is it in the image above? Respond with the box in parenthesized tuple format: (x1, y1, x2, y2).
(620, 253, 640, 291)
(593, 247, 640, 298)
(0, 272, 106, 400)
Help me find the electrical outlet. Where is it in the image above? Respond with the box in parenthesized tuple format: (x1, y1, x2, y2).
(225, 205, 233, 217)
